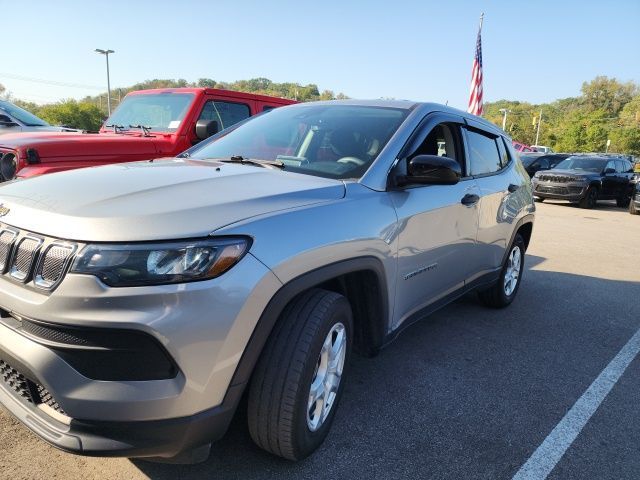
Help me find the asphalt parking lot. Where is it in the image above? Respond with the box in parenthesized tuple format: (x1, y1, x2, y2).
(1, 200, 639, 480)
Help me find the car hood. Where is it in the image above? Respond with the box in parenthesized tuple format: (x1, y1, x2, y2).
(0, 131, 159, 157)
(537, 169, 598, 178)
(0, 158, 346, 241)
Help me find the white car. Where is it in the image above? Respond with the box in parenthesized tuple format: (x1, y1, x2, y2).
(531, 145, 554, 153)
(0, 100, 78, 134)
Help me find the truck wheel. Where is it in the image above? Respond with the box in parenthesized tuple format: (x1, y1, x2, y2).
(247, 288, 353, 461)
(478, 234, 525, 308)
(579, 187, 598, 209)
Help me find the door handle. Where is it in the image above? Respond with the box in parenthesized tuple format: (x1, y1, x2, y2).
(508, 183, 520, 193)
(461, 193, 480, 206)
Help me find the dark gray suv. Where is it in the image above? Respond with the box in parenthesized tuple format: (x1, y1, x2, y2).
(0, 100, 534, 462)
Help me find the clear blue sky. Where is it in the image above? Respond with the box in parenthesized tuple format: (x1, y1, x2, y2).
(2, 0, 639, 110)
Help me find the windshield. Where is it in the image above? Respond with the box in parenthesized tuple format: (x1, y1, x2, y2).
(189, 104, 408, 180)
(0, 100, 49, 127)
(554, 157, 607, 172)
(104, 93, 194, 132)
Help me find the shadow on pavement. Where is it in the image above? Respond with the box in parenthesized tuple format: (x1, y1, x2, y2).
(132, 254, 639, 480)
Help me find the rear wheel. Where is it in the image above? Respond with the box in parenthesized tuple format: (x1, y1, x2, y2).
(579, 187, 598, 209)
(247, 289, 352, 461)
(478, 233, 525, 308)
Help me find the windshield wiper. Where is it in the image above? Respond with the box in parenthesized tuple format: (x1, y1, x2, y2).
(217, 155, 285, 170)
(129, 124, 152, 136)
(105, 124, 125, 133)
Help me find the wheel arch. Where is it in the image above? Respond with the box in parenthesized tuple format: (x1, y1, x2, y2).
(228, 256, 390, 391)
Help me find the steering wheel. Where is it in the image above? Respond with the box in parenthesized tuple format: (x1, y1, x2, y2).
(337, 156, 366, 166)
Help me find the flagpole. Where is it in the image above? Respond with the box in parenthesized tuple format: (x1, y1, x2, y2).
(479, 12, 484, 32)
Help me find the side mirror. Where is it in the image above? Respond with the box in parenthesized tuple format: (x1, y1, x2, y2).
(397, 155, 461, 186)
(604, 168, 616, 175)
(195, 119, 219, 141)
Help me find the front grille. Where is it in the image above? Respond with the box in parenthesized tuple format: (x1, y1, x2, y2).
(0, 222, 79, 291)
(0, 359, 37, 403)
(10, 237, 43, 281)
(0, 359, 66, 416)
(539, 174, 573, 183)
(536, 185, 569, 195)
(37, 385, 66, 415)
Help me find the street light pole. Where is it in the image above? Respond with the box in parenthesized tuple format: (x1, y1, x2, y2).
(499, 108, 509, 131)
(534, 109, 542, 146)
(95, 49, 115, 116)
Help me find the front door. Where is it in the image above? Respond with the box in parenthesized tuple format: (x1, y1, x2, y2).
(389, 114, 480, 329)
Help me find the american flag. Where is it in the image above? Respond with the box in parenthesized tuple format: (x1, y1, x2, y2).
(467, 20, 484, 116)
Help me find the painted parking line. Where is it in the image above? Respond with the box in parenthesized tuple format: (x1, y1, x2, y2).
(512, 326, 640, 480)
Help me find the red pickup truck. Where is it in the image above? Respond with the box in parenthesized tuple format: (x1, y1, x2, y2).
(0, 88, 296, 181)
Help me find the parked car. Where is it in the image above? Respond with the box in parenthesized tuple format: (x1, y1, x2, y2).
(0, 100, 78, 135)
(531, 145, 554, 153)
(531, 155, 635, 208)
(519, 152, 569, 177)
(0, 100, 534, 463)
(513, 141, 533, 153)
(0, 88, 296, 182)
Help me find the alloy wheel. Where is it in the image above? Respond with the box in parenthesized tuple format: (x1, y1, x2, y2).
(307, 322, 347, 432)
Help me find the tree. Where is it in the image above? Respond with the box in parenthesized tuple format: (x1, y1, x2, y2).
(37, 100, 104, 131)
(580, 76, 637, 116)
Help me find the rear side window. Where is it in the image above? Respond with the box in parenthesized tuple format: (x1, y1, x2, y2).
(466, 129, 502, 176)
(198, 101, 251, 130)
(263, 105, 276, 112)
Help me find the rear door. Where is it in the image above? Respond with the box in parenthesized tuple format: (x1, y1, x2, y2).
(463, 123, 524, 278)
(389, 113, 481, 327)
(601, 160, 619, 198)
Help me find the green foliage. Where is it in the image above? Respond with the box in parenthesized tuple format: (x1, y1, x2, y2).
(36, 100, 104, 131)
(485, 77, 640, 155)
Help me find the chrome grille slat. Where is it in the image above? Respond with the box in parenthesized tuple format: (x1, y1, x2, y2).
(10, 236, 43, 282)
(0, 229, 18, 273)
(0, 223, 78, 291)
(34, 243, 76, 289)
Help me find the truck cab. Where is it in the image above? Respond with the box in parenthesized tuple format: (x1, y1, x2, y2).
(0, 88, 296, 181)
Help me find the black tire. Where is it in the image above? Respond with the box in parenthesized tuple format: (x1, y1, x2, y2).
(579, 187, 598, 209)
(534, 197, 545, 203)
(631, 200, 640, 215)
(617, 195, 631, 208)
(247, 288, 353, 461)
(478, 233, 525, 308)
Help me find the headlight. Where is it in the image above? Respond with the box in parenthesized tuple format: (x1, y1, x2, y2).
(0, 152, 17, 180)
(71, 237, 251, 287)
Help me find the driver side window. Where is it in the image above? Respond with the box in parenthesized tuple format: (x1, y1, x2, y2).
(412, 123, 459, 162)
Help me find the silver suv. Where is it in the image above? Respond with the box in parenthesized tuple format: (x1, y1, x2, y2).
(0, 100, 78, 135)
(0, 100, 534, 463)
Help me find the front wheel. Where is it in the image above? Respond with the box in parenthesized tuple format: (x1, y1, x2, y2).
(247, 289, 353, 461)
(579, 187, 598, 209)
(478, 234, 525, 308)
(617, 195, 631, 208)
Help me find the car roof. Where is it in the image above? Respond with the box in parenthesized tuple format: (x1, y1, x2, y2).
(283, 99, 505, 135)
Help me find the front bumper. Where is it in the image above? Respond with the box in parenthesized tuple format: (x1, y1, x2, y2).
(0, 349, 242, 458)
(0, 252, 282, 456)
(532, 181, 588, 201)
